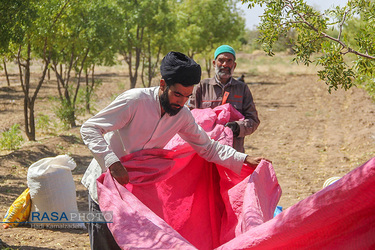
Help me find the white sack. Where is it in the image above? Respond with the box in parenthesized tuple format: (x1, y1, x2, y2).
(27, 155, 85, 228)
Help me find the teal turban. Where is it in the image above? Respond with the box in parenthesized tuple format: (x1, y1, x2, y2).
(214, 45, 236, 60)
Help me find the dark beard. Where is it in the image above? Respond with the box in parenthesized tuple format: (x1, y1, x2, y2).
(160, 86, 183, 116)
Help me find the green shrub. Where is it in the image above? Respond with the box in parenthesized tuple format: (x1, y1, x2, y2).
(36, 114, 58, 134)
(0, 124, 24, 150)
(50, 86, 86, 129)
(53, 99, 79, 129)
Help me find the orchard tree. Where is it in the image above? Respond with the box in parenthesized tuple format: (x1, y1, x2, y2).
(50, 0, 118, 127)
(241, 0, 375, 93)
(0, 0, 67, 141)
(115, 0, 178, 89)
(115, 0, 246, 88)
(72, 0, 120, 113)
(140, 0, 176, 87)
(116, 0, 161, 89)
(49, 0, 90, 128)
(175, 0, 245, 77)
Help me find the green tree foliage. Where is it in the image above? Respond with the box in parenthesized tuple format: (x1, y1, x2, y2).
(342, 10, 375, 100)
(49, 0, 119, 127)
(0, 0, 31, 50)
(48, 0, 90, 128)
(0, 0, 63, 141)
(0, 1, 29, 86)
(114, 0, 174, 89)
(175, 0, 245, 77)
(82, 1, 120, 111)
(139, 0, 177, 87)
(175, 0, 245, 57)
(0, 0, 247, 141)
(242, 0, 375, 93)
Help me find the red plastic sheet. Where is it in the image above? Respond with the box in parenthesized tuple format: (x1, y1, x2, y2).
(97, 154, 279, 249)
(97, 104, 281, 249)
(97, 104, 375, 249)
(97, 155, 375, 250)
(218, 157, 375, 249)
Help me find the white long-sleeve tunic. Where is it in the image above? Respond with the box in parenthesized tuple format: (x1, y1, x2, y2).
(81, 86, 247, 202)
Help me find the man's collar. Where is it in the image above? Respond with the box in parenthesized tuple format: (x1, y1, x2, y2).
(214, 75, 233, 87)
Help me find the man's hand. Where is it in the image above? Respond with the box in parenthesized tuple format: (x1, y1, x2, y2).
(225, 122, 240, 137)
(109, 161, 129, 185)
(244, 156, 272, 168)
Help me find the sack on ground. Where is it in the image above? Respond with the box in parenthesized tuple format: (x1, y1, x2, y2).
(27, 155, 85, 229)
(2, 188, 31, 229)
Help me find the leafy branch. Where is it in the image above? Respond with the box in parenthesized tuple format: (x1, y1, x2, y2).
(284, 0, 374, 59)
(242, 0, 375, 93)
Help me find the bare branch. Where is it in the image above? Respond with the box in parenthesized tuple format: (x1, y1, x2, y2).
(338, 9, 350, 41)
(73, 48, 89, 105)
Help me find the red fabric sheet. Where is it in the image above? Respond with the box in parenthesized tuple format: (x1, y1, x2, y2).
(96, 104, 375, 249)
(97, 153, 279, 249)
(97, 104, 281, 249)
(218, 157, 375, 249)
(97, 155, 375, 250)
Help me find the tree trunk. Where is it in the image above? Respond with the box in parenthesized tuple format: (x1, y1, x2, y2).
(27, 102, 36, 141)
(85, 69, 90, 112)
(18, 41, 51, 141)
(18, 43, 36, 141)
(22, 43, 34, 140)
(205, 58, 211, 78)
(52, 52, 75, 127)
(127, 46, 142, 89)
(69, 48, 89, 128)
(146, 41, 152, 87)
(85, 64, 95, 113)
(3, 57, 10, 86)
(126, 52, 136, 89)
(124, 26, 144, 89)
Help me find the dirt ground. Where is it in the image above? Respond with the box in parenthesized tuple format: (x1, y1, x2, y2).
(0, 53, 374, 249)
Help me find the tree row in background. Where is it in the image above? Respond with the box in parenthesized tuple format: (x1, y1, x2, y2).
(1, 0, 374, 143)
(0, 0, 245, 141)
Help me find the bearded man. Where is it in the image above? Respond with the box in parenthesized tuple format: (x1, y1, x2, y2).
(189, 45, 260, 153)
(80, 51, 268, 249)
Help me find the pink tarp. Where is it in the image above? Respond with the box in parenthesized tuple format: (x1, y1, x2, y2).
(97, 104, 375, 249)
(97, 153, 279, 249)
(97, 104, 281, 249)
(217, 157, 375, 249)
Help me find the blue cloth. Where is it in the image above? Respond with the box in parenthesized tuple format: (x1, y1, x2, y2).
(274, 206, 283, 217)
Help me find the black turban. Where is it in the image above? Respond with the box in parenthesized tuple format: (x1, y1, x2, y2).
(160, 51, 201, 86)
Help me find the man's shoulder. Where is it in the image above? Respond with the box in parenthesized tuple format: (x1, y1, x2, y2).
(117, 86, 158, 103)
(200, 77, 216, 85)
(124, 86, 157, 97)
(231, 78, 247, 86)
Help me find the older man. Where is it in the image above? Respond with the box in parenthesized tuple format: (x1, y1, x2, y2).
(189, 45, 260, 153)
(81, 51, 268, 249)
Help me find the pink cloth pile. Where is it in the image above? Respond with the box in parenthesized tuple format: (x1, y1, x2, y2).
(97, 104, 375, 249)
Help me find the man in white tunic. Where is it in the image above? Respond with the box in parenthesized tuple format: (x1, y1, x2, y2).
(80, 51, 269, 249)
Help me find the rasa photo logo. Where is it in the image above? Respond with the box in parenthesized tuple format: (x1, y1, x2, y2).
(29, 211, 113, 229)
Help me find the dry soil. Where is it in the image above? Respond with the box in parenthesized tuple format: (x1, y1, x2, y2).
(0, 53, 374, 249)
